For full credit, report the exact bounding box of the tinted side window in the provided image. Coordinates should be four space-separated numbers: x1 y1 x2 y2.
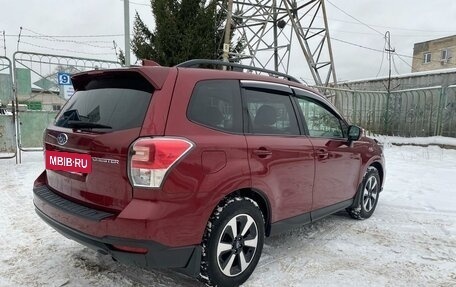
187 80 242 133
242 88 300 135
295 97 344 138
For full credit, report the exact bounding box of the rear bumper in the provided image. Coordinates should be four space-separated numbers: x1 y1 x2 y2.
33 184 201 276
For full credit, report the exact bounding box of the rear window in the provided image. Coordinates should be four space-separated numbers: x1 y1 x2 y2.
55 74 153 132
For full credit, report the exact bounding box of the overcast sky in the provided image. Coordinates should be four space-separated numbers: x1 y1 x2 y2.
1 0 455 83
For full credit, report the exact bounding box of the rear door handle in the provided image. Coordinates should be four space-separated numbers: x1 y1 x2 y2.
253 148 272 158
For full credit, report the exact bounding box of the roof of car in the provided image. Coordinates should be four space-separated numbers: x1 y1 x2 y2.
71 60 326 102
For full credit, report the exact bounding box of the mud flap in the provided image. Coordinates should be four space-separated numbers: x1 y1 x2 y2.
349 182 364 210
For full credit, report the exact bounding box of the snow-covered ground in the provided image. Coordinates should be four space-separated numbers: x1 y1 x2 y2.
375 135 456 147
1 141 455 287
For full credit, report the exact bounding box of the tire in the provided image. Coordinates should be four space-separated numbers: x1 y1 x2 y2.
346 167 381 220
200 197 265 287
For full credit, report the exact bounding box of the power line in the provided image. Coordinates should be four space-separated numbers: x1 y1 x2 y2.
15 35 114 44
281 21 386 55
4 33 123 38
292 20 448 66
335 34 456 68
376 39 386 77
326 0 384 36
328 35 384 53
394 52 416 72
321 15 456 33
331 29 454 38
21 27 114 49
314 1 456 72
129 0 150 6
300 25 451 68
27 35 114 49
275 20 450 70
20 41 115 56
392 54 401 75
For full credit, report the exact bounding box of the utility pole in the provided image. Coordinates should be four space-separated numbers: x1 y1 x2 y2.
124 0 131 66
385 31 395 93
222 0 234 66
384 31 395 135
2 30 6 56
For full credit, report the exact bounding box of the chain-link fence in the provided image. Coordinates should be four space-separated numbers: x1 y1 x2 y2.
324 86 456 137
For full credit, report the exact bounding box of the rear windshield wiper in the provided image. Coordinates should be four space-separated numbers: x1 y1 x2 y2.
66 120 112 129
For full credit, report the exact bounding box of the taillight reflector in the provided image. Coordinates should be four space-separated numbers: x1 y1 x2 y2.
129 137 194 188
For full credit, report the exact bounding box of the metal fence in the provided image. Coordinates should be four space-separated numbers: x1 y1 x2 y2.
3 50 456 163
324 86 456 137
442 85 456 137
13 51 121 162
0 56 16 159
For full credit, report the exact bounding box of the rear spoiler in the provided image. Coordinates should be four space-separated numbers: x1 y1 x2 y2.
71 67 171 90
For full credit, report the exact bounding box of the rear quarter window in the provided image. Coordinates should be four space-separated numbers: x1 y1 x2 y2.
187 80 242 133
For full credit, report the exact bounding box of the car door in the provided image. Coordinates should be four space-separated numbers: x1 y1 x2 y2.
241 81 315 223
292 88 362 213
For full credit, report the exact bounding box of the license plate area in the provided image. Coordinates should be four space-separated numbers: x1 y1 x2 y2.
46 150 92 173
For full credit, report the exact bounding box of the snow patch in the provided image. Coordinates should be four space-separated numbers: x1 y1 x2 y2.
375 135 456 147
1 145 455 286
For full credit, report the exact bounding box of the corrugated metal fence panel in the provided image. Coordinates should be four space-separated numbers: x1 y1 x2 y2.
442 86 456 137
322 86 456 137
327 88 388 135
389 87 442 137
355 91 388 134
18 111 57 148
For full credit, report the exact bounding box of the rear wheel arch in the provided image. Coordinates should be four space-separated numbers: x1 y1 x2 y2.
204 188 272 241
237 188 272 237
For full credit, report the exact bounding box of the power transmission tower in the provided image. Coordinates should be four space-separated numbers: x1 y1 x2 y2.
225 0 337 87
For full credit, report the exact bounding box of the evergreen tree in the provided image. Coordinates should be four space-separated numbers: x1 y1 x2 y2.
129 0 241 66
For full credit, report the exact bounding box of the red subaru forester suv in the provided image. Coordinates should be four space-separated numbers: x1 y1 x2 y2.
33 59 385 287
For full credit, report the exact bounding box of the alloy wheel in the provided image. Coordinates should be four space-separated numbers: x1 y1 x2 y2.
363 175 378 212
216 214 259 277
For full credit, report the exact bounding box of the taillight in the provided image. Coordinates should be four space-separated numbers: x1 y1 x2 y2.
128 137 194 188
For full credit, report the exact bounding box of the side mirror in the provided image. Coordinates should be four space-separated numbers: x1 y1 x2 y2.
348 125 362 142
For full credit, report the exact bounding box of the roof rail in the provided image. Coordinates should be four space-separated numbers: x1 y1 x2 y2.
176 59 301 84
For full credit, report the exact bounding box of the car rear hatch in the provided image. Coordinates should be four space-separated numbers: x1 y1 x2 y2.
44 70 160 212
